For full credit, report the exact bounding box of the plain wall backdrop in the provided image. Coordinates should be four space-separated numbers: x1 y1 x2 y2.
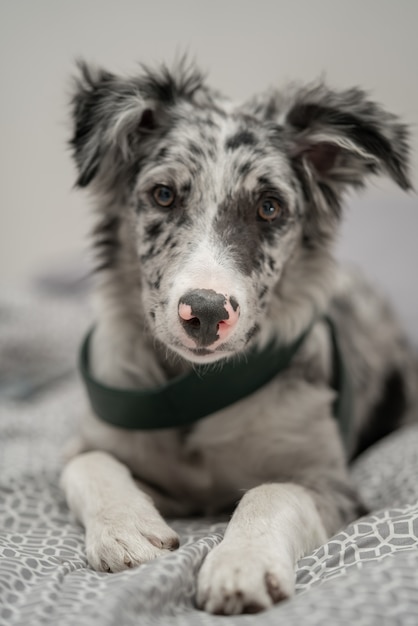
1 0 417 334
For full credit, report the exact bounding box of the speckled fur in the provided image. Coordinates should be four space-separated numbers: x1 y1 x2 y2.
62 60 417 614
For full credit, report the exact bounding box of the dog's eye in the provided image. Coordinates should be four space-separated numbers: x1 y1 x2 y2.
257 198 282 222
152 185 176 208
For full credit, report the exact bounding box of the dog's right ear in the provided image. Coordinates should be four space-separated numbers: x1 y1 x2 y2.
70 59 205 188
70 62 157 187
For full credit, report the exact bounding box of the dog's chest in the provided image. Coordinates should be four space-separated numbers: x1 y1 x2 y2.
81 411 223 509
129 429 216 499
81 372 332 514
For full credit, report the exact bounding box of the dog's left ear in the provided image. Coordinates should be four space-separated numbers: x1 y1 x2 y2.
281 84 412 211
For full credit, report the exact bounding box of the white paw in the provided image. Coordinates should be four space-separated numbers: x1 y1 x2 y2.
86 507 179 572
197 542 294 614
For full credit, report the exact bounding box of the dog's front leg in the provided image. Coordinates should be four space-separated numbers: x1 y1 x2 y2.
197 482 327 614
61 451 179 572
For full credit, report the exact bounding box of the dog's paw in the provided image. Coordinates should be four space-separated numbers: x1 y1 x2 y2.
86 509 179 572
196 542 294 614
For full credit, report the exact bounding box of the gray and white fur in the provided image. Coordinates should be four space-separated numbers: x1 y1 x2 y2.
61 59 417 614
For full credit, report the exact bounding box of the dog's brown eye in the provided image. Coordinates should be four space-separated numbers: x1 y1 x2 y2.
153 185 176 208
257 198 281 222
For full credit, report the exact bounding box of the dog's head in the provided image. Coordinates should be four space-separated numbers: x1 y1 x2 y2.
70 60 411 364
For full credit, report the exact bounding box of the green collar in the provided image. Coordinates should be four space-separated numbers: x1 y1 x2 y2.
79 317 351 450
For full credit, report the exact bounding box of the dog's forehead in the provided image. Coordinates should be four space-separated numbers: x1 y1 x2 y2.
142 103 294 199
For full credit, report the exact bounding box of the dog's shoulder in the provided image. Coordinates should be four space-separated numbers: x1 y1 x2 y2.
328 267 418 457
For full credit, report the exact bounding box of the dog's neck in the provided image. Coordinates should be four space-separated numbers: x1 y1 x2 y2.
270 244 336 344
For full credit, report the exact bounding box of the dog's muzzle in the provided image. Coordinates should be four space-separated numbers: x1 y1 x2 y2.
178 289 240 348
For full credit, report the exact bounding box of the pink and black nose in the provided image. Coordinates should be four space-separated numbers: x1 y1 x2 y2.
178 289 240 347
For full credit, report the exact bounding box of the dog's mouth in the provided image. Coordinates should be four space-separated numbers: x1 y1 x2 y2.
171 341 236 364
189 348 215 356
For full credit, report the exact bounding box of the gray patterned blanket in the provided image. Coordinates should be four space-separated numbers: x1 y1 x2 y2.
1 288 418 625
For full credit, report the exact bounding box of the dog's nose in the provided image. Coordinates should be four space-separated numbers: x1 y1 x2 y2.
178 289 240 347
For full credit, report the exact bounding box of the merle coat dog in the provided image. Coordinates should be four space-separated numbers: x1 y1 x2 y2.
62 60 417 614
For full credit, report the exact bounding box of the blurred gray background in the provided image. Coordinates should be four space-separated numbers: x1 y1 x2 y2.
0 0 417 336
